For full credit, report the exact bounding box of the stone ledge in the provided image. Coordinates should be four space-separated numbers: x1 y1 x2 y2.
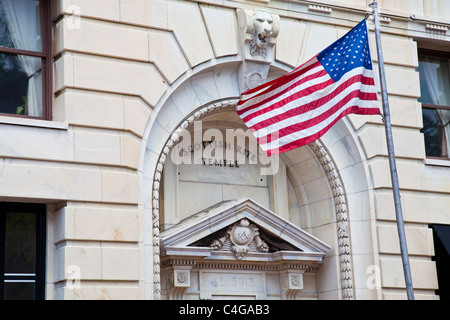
0 116 68 130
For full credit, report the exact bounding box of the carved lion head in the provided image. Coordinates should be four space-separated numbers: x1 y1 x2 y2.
252 9 274 49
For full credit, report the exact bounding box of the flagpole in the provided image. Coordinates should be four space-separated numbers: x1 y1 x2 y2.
369 1 414 300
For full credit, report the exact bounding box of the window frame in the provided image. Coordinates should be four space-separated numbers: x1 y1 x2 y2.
0 202 46 300
0 0 52 120
418 49 450 161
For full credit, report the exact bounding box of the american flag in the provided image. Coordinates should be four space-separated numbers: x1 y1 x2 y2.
237 19 381 156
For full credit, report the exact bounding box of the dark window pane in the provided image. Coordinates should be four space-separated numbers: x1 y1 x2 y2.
0 53 42 117
0 203 45 301
0 0 42 52
4 212 36 274
417 56 450 108
3 281 35 300
421 108 448 158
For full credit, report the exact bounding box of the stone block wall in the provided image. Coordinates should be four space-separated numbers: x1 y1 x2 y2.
0 0 448 299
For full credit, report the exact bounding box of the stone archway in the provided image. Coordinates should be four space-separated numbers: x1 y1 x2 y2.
149 99 355 300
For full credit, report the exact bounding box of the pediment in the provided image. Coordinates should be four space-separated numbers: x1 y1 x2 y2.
160 198 330 262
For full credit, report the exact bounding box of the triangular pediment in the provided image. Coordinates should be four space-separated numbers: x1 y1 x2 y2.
160 198 330 261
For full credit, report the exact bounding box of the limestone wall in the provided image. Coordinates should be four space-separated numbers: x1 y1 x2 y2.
0 0 448 300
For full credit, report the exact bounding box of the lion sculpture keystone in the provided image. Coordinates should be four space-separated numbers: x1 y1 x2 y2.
250 9 275 57
237 8 280 91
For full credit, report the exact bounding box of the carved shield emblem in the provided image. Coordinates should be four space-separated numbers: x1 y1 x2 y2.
230 219 254 246
209 218 270 260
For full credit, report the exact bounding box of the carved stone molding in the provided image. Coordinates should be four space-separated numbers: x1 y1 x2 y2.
425 23 448 34
308 4 332 14
160 198 328 300
152 100 354 300
367 14 392 24
310 141 354 300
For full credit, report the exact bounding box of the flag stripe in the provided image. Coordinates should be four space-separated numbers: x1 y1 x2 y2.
254 91 378 142
239 57 319 102
236 19 381 156
256 90 379 143
243 67 375 129
240 73 332 123
239 67 331 120
248 72 376 132
238 60 325 114
262 105 378 156
258 99 379 155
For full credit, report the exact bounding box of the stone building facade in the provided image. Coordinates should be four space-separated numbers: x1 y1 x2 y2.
0 0 449 300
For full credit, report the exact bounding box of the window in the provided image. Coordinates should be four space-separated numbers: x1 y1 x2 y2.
417 50 450 159
0 203 46 300
0 0 51 119
431 224 450 300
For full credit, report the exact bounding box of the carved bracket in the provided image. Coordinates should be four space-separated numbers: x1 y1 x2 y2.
280 270 304 300
167 269 191 300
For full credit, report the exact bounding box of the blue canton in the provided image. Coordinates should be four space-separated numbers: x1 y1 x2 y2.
317 19 373 82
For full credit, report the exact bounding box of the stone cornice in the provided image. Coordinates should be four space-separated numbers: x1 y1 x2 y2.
198 0 450 41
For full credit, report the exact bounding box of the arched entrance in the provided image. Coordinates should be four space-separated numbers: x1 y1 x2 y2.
140 60 358 300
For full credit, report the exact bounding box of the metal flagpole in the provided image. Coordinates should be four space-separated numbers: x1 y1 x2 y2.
369 1 415 300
